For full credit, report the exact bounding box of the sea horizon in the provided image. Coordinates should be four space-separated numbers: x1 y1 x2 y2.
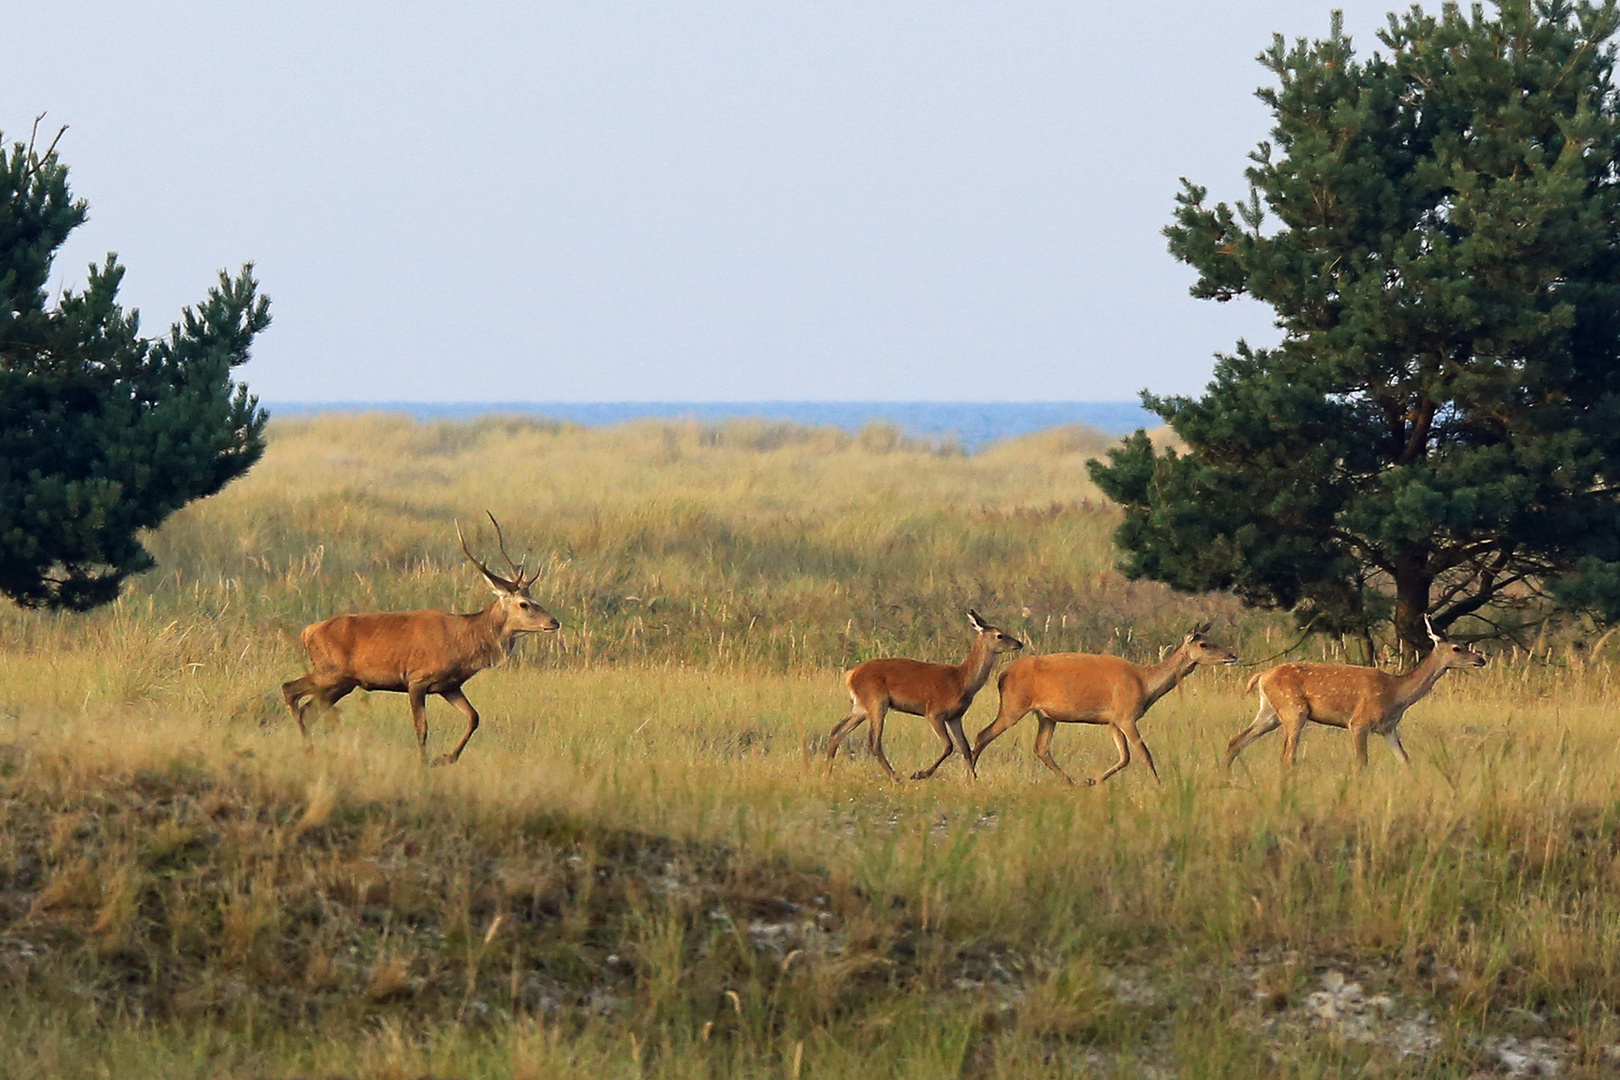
263 400 1159 451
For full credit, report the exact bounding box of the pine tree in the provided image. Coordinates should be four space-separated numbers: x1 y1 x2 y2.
1089 1 1620 653
0 124 270 610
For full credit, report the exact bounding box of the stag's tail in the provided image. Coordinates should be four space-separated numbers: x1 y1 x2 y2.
1244 670 1265 695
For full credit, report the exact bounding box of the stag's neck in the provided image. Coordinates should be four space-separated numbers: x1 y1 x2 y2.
1393 649 1451 711
1139 648 1199 710
955 636 999 697
469 602 521 666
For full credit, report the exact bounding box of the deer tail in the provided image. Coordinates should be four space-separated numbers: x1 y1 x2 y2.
1245 670 1265 695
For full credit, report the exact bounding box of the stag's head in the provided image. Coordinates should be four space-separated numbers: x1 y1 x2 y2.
1182 621 1239 666
968 608 1024 654
458 513 560 634
1426 616 1486 670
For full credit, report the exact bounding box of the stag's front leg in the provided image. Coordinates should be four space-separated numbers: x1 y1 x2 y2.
434 687 480 766
1383 725 1411 765
407 684 431 765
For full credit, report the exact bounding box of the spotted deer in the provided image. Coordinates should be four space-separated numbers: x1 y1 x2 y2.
1225 616 1486 769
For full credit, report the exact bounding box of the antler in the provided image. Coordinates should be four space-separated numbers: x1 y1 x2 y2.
1424 614 1443 644
456 518 519 592
485 511 530 585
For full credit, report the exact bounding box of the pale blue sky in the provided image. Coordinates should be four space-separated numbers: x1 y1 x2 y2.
13 1 1396 402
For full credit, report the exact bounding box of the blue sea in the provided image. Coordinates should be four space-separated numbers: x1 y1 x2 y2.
265 401 1158 451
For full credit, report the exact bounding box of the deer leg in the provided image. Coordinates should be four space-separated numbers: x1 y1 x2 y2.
1384 726 1411 765
1032 715 1078 786
866 704 901 783
281 676 317 752
1225 697 1281 767
407 684 431 766
1352 724 1372 768
911 714 955 780
823 711 866 778
946 715 977 780
1089 724 1134 786
1120 719 1160 785
1278 707 1308 766
971 701 1029 767
432 688 480 767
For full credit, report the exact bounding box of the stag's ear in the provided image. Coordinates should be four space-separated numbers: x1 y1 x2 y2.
967 608 990 633
1187 620 1212 641
1424 614 1444 644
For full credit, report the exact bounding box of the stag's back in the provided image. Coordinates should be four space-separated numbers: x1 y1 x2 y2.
301 609 491 691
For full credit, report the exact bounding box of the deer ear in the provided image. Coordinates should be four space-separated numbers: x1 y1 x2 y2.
1187 620 1211 640
967 608 989 632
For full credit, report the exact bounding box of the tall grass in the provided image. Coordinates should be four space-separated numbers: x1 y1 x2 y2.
1 414 1616 1078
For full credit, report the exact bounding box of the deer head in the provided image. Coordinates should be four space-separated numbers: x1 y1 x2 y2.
1182 620 1239 666
968 608 1025 654
1425 615 1486 669
457 512 560 633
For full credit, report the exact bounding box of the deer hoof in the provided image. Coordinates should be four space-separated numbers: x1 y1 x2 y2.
429 754 457 768
910 770 930 781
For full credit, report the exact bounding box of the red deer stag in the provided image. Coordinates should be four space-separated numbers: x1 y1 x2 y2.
824 609 1023 782
1224 616 1485 769
280 513 559 765
970 623 1237 786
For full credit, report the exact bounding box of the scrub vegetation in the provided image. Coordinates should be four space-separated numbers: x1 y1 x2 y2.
2 414 1617 1079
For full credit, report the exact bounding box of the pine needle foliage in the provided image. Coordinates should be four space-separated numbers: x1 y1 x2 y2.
0 126 270 610
1091 1 1620 652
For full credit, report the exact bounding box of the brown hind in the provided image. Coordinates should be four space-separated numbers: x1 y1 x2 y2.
824 609 1023 781
970 623 1237 786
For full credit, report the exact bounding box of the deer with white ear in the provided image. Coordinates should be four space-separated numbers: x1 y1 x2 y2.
824 609 1024 782
280 512 560 765
1225 615 1486 769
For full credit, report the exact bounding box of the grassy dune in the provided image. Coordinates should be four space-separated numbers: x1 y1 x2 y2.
2 415 1618 1078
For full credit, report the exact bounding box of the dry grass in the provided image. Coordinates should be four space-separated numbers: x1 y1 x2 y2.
1 414 1617 1078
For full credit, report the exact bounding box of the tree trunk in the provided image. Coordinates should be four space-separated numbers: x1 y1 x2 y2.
1392 558 1432 657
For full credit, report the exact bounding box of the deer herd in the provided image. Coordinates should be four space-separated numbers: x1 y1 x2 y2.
281 516 1488 783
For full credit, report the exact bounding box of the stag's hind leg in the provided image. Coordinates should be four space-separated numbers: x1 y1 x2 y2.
432 687 480 767
281 675 353 754
1225 695 1282 767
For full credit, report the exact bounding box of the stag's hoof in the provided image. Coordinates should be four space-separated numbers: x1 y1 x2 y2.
1080 778 1096 788
429 753 458 768
910 770 931 781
